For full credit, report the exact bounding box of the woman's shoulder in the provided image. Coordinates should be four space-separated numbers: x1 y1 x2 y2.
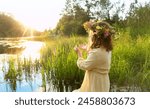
90 47 105 52
88 48 98 54
90 47 111 55
88 48 101 56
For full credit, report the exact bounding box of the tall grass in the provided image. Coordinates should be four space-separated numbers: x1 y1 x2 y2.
40 37 86 91
128 3 150 38
2 33 150 91
3 56 41 91
40 34 150 91
110 34 150 91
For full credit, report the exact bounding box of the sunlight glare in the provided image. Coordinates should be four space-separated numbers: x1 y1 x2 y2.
21 41 44 60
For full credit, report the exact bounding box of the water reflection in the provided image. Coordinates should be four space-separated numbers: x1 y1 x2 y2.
21 41 44 60
0 40 44 92
0 39 143 92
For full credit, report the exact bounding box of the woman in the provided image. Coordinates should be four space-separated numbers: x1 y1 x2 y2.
74 20 114 92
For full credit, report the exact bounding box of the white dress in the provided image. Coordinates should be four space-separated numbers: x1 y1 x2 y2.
73 47 111 92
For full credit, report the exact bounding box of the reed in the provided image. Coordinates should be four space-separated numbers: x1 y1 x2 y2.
3 33 150 91
40 34 150 91
3 55 41 91
110 34 150 91
40 37 86 91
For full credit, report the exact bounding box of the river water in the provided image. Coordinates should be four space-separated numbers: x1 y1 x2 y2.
0 38 79 92
0 38 44 92
0 38 141 92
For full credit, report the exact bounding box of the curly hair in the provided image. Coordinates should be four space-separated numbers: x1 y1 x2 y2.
90 31 113 52
84 21 114 52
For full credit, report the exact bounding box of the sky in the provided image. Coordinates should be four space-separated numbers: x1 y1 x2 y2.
0 0 149 31
0 0 66 31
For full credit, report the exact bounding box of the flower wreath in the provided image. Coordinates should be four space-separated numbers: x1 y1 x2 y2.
83 20 115 38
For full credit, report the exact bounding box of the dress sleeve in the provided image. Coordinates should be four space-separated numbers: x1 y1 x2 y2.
77 50 97 71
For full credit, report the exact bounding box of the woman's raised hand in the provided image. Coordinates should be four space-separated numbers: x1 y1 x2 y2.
74 45 82 57
79 44 87 51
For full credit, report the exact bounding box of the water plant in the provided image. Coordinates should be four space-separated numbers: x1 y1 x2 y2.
1 33 150 92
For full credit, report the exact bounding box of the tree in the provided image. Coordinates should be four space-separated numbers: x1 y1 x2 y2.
55 1 90 36
127 2 150 37
0 12 24 37
55 0 127 36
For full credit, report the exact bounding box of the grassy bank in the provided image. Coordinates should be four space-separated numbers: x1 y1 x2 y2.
2 33 150 91
40 33 150 91
40 37 87 91
110 34 150 91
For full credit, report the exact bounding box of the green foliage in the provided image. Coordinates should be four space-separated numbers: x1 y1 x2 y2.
40 34 150 91
3 56 41 91
110 34 150 91
55 5 90 36
128 3 150 37
4 59 18 91
53 0 127 37
40 37 86 91
2 34 150 91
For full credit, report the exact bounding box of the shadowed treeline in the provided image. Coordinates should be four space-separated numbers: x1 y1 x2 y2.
0 12 41 38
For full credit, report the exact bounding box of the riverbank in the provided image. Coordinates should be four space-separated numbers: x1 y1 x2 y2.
0 33 150 92
40 33 150 91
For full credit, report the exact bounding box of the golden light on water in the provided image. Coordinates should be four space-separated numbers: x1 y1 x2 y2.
21 41 44 60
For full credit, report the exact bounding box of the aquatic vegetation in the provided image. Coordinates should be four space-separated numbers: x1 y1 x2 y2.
1 34 150 92
40 34 150 91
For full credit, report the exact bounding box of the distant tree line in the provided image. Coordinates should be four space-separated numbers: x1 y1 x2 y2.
50 0 150 38
0 12 41 37
0 12 24 37
1 0 150 38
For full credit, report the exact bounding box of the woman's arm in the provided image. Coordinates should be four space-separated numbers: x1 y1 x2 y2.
77 50 97 71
